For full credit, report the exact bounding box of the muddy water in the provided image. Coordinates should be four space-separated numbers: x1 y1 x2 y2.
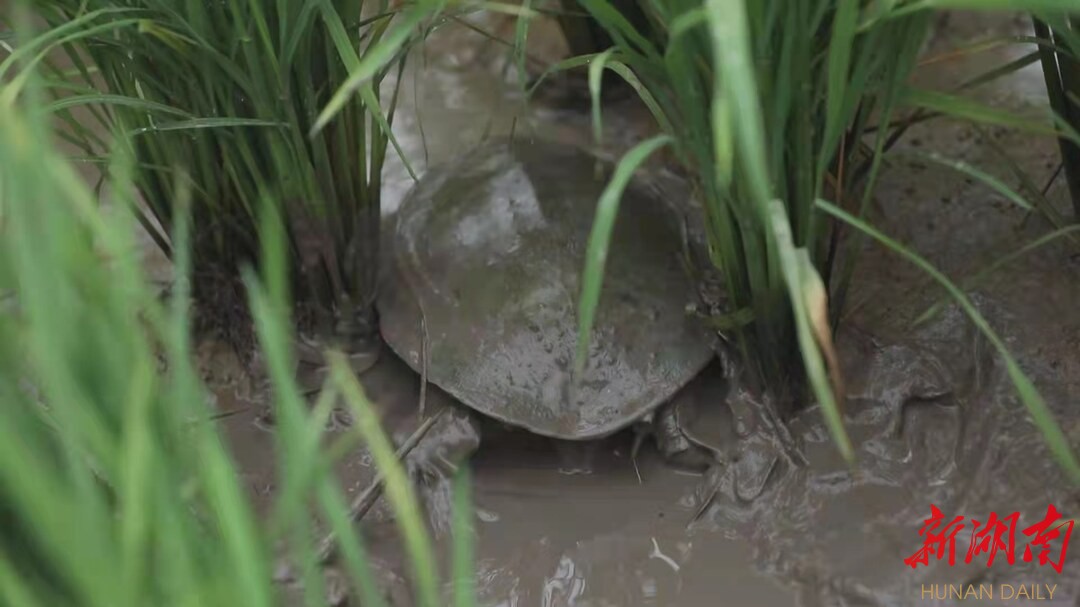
185 10 1080 607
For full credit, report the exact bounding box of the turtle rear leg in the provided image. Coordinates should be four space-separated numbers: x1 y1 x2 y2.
610 410 706 483
651 402 714 472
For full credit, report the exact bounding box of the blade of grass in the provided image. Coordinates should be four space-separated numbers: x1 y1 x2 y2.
913 224 1080 326
588 48 615 145
574 135 671 380
127 117 287 136
902 87 1080 144
312 5 436 135
46 94 193 118
172 188 276 607
907 150 1033 211
452 467 476 607
770 201 853 462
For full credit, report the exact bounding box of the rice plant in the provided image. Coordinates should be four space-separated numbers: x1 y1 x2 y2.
0 72 475 607
4 0 434 360
1032 14 1080 219
535 0 934 457
523 0 1080 478
553 0 649 57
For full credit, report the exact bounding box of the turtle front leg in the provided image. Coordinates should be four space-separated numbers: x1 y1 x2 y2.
404 400 481 538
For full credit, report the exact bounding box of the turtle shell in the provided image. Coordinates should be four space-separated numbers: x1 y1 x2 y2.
378 138 714 439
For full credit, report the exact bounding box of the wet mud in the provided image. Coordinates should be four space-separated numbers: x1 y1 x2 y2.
177 10 1080 607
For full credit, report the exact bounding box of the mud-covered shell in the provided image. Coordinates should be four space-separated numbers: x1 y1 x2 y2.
378 138 714 439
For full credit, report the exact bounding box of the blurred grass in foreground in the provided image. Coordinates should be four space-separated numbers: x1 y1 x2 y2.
0 77 474 607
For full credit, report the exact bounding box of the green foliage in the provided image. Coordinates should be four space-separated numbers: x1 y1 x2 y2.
5 0 433 346
559 0 1080 475
574 134 671 381
0 76 474 607
560 0 932 455
1032 15 1080 219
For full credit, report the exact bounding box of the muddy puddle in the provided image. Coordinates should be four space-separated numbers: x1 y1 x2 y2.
154 9 1080 607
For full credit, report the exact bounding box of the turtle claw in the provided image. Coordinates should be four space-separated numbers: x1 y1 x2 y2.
688 464 731 526
733 448 780 502
408 467 457 537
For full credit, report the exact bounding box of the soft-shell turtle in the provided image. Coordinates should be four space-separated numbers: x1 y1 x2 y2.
377 139 782 524
379 137 714 439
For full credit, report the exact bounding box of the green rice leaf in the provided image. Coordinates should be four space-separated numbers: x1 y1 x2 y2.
361 84 418 181
821 0 858 176
514 0 535 91
588 48 615 145
907 150 1032 210
913 225 1080 326
706 0 771 207
770 201 853 462
312 5 435 135
46 94 193 118
452 467 477 607
127 118 286 136
903 88 1080 144
574 135 671 380
924 0 1080 8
